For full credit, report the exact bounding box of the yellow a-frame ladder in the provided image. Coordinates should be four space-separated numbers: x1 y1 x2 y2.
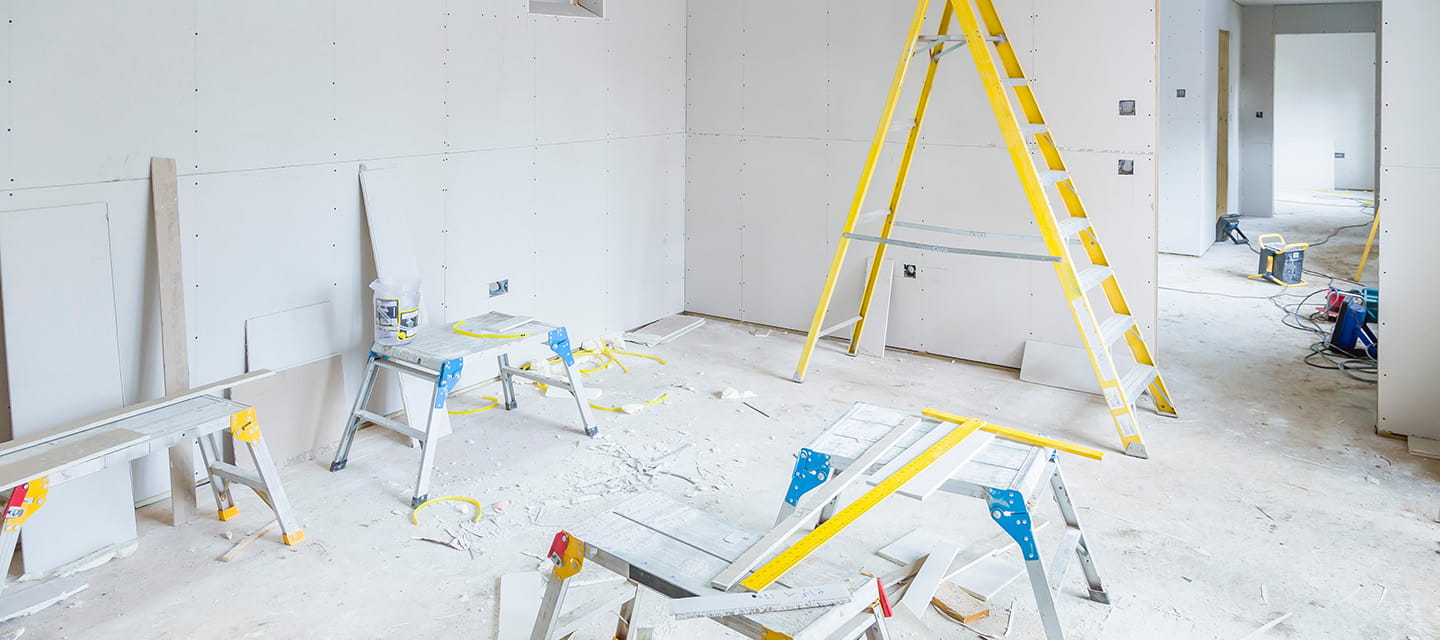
792 0 1176 458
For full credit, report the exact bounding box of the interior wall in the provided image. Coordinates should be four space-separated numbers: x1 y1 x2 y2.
1158 0 1241 257
0 1 686 489
1378 0 1440 442
684 0 1160 368
1237 2 1380 217
1273 33 1376 192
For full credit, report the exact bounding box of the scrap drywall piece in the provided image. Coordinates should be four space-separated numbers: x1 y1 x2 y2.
900 543 961 618
245 301 340 371
0 578 87 624
951 555 1023 602
1019 340 1102 395
878 529 953 566
0 203 137 575
359 167 452 440
498 572 544 640
623 315 705 346
231 356 348 468
1407 436 1440 460
856 258 893 358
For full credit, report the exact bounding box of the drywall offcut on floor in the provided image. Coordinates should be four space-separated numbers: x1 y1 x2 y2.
16 195 1434 638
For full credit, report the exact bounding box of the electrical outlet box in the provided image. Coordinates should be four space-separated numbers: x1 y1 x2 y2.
903 264 917 279
1118 100 1137 116
1118 159 1135 176
489 279 509 297
1176 89 1186 98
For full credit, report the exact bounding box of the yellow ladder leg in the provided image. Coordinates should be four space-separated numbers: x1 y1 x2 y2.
793 0 934 383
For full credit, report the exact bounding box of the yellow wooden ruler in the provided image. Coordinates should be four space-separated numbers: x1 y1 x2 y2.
739 418 984 591
920 408 1105 461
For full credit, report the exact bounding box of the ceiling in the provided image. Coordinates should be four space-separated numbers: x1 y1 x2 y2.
1234 0 1378 4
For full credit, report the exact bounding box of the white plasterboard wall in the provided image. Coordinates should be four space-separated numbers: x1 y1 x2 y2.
1237 2 1380 217
1158 0 1242 257
684 0 1159 367
1273 33 1376 191
1378 0 1440 440
0 1 686 490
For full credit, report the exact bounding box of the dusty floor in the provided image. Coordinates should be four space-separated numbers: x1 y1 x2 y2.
7 191 1437 639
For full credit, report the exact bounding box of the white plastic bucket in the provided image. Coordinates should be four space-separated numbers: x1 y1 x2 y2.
371 278 421 345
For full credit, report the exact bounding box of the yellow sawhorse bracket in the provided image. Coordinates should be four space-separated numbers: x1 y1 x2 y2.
791 0 1176 459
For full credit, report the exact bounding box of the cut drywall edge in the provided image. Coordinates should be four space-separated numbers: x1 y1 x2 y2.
0 578 87 624
1019 340 1101 395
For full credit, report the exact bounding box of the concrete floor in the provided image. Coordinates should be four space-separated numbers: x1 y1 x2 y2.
9 192 1437 639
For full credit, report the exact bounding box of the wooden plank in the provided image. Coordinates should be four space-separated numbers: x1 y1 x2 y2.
151 157 197 526
1216 29 1231 219
710 418 924 590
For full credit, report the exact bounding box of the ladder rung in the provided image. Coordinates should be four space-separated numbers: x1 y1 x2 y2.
1056 216 1091 238
1119 365 1158 403
1039 170 1070 186
1020 123 1048 136
208 462 265 491
1076 266 1113 292
1098 315 1135 346
843 233 1060 263
1004 77 1029 87
820 315 863 337
857 208 891 224
916 34 963 44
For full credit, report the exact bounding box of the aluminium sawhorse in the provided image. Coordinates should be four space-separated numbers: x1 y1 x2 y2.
0 393 305 603
786 402 1109 640
330 316 599 507
529 492 892 640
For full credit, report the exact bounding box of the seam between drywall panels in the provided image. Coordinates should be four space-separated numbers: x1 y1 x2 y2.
5 1 11 193
683 132 1155 157
192 4 199 172
0 132 688 192
441 0 451 320
738 0 747 320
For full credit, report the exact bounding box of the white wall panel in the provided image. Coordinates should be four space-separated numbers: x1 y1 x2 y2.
9 1 195 188
605 0 687 139
334 1 446 160
196 0 335 172
738 0 827 140
532 17 610 145
685 1 744 135
738 137 829 329
605 134 686 329
825 0 933 142
684 136 744 317
530 141 612 339
443 148 539 322
1034 0 1153 153
447 3 536 151
1378 0 1440 440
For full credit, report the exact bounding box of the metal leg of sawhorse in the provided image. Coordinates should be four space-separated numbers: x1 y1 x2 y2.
195 407 306 545
986 458 1108 640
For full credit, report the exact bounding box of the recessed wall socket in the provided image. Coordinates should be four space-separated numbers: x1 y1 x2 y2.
903 264 918 279
1118 100 1137 116
489 279 509 297
1118 159 1135 175
1176 89 1186 98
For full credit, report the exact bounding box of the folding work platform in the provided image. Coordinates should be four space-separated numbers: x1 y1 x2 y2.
530 403 1109 640
330 313 599 507
0 380 303 615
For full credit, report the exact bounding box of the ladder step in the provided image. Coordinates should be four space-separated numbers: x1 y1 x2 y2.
1039 170 1070 186
1098 315 1135 346
1056 216 1091 238
857 208 891 224
1020 123 1048 136
1004 77 1028 87
820 315 863 337
1076 265 1113 292
1119 365 1158 404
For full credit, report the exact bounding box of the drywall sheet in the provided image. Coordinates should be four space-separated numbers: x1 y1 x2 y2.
232 355 348 469
359 166 451 439
0 204 136 574
195 0 335 173
333 1 446 160
8 1 195 189
245 302 341 372
684 136 743 317
1273 33 1376 191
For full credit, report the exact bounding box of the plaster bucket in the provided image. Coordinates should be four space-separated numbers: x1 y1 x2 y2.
371 278 421 345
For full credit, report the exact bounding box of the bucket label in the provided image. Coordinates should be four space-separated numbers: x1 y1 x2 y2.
375 297 399 327
398 307 419 340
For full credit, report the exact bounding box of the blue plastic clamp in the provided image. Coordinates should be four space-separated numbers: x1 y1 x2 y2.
784 448 832 507
548 327 576 367
986 488 1040 561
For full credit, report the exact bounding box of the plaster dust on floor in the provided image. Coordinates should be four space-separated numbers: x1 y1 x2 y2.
9 191 1437 639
